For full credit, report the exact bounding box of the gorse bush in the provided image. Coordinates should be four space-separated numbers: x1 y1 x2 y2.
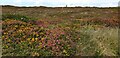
2 19 77 56
2 14 31 22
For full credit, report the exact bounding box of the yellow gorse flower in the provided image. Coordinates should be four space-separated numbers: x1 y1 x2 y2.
21 25 24 27
4 32 8 34
36 34 39 37
40 32 44 35
5 45 8 48
15 25 18 27
35 38 38 41
39 44 42 48
63 50 67 53
41 27 43 29
29 42 32 44
31 38 35 42
41 38 45 41
8 39 11 42
27 38 31 41
19 30 22 32
2 36 4 38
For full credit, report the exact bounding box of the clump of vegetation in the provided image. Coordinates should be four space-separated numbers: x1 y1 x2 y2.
2 19 77 56
2 7 119 56
2 14 36 22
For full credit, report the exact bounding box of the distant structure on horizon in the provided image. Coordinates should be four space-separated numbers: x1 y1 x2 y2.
66 5 67 7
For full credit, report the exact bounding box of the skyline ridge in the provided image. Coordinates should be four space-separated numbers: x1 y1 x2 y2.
0 0 119 7
1 5 119 8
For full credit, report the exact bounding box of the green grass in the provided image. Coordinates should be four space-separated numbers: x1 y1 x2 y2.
77 26 118 56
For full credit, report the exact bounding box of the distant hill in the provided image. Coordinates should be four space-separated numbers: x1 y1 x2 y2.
2 5 48 8
2 5 15 7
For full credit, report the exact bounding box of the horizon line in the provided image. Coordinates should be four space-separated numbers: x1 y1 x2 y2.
1 5 119 8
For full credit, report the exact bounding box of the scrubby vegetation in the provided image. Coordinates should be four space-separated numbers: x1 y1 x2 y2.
1 6 119 56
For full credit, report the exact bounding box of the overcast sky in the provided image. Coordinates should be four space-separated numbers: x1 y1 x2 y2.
0 0 120 7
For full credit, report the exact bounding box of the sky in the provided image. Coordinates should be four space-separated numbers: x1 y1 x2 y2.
0 0 120 7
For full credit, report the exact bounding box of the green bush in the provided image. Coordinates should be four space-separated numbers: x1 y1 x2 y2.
2 14 31 22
